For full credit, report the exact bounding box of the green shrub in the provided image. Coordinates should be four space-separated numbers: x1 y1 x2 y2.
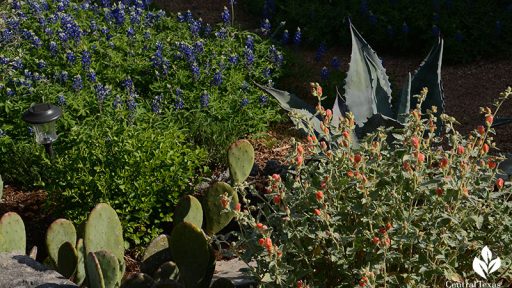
246 0 512 63
0 0 284 244
234 87 512 287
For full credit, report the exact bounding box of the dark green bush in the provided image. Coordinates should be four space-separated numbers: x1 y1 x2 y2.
0 0 284 244
247 0 512 63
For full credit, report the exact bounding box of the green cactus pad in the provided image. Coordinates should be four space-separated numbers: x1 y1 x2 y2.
203 182 239 235
228 140 255 184
84 203 125 282
86 252 105 288
94 250 121 288
211 278 236 288
46 218 77 266
120 273 155 288
75 238 86 286
169 222 210 288
141 234 173 275
197 245 216 288
0 212 26 254
153 261 180 282
173 195 203 228
57 241 78 279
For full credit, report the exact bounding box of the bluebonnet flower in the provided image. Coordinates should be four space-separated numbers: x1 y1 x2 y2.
110 6 126 25
191 63 200 79
130 10 141 24
127 27 135 38
89 21 98 33
6 88 15 97
221 6 230 24
174 88 184 110
11 1 21 10
212 71 223 86
127 97 137 111
49 41 58 55
454 31 463 42
57 95 66 106
315 43 327 62
38 16 47 26
87 70 97 82
244 48 254 66
281 29 289 44
32 36 42 48
151 94 163 113
203 24 212 36
12 58 23 70
151 41 164 67
261 19 271 35
72 75 83 91
113 96 121 109
6 18 20 30
263 67 271 78
184 10 193 22
0 56 9 65
177 12 186 22
200 91 210 108
189 19 201 37
44 27 53 36
331 57 341 70
228 54 238 65
259 95 268 106
178 42 195 63
60 14 82 42
29 1 42 14
58 31 69 43
81 51 91 70
320 66 329 81
1 29 14 43
60 71 69 83
215 27 227 39
240 98 249 108
66 51 76 64
162 59 170 76
95 83 110 102
402 22 409 34
123 78 134 93
293 27 301 45
245 35 254 50
47 14 58 24
194 41 204 54
432 25 440 37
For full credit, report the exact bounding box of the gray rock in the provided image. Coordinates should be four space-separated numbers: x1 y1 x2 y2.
213 259 258 288
0 253 77 288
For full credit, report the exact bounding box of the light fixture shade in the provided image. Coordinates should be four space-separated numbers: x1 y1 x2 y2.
22 103 62 145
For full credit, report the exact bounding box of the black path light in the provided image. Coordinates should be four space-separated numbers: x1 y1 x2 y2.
22 103 62 159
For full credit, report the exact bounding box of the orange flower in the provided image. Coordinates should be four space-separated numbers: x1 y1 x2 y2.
234 203 241 212
477 125 486 136
386 222 392 230
496 178 504 190
296 155 304 166
457 145 465 155
411 136 420 149
486 115 494 126
488 160 497 169
482 143 490 154
273 195 281 205
372 236 380 245
315 191 324 201
354 154 362 164
272 174 281 182
258 238 265 246
417 152 425 163
314 209 321 216
440 158 449 169
436 188 444 196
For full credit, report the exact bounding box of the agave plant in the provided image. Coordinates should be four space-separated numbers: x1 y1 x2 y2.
258 22 444 141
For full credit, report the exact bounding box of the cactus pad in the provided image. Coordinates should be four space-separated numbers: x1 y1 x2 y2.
141 234 173 275
169 222 210 288
211 278 236 288
57 241 78 279
94 250 121 288
46 218 77 266
203 182 239 235
0 212 26 254
173 195 203 228
84 203 124 275
75 238 86 286
86 252 105 288
153 261 179 282
228 140 255 184
120 273 155 288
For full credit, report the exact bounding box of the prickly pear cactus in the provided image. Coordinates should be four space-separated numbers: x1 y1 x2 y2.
0 212 26 254
211 278 236 288
94 250 121 288
228 140 255 184
121 273 155 288
86 252 105 288
153 261 180 282
169 222 211 288
173 195 203 228
46 218 77 267
75 238 86 286
0 175 3 202
197 246 216 288
203 182 239 235
141 234 173 275
84 203 125 283
57 241 78 279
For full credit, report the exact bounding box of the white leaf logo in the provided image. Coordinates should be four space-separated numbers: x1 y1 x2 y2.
473 246 501 279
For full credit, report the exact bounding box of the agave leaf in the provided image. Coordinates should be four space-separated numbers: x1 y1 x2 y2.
356 113 403 139
331 87 347 129
344 22 393 127
409 38 444 116
396 73 411 123
256 83 322 135
491 117 512 128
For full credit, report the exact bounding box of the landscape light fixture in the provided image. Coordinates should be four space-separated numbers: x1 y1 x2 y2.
22 103 62 158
